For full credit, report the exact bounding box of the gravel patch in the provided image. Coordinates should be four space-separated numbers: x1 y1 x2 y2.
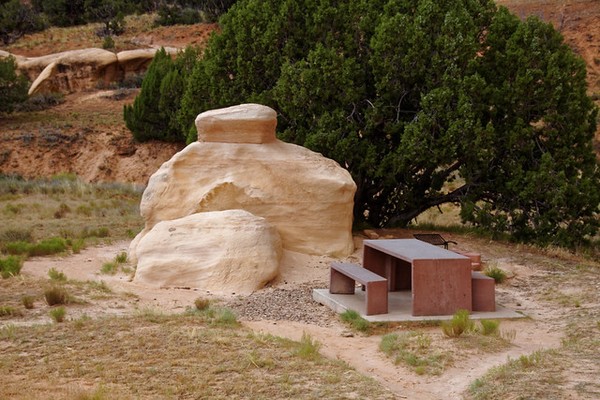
225 282 338 326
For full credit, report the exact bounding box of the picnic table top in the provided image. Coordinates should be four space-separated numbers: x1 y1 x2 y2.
363 239 469 262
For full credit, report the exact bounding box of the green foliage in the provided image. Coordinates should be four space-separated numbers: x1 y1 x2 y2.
36 0 86 27
0 255 22 278
115 252 127 264
100 261 118 275
155 3 200 26
84 0 131 36
0 56 29 114
441 309 474 338
49 306 66 322
340 309 371 333
295 332 321 360
124 47 199 142
0 305 19 317
0 0 47 45
484 265 508 284
14 92 65 112
102 35 115 49
48 267 67 282
479 319 500 336
177 0 599 248
380 331 450 375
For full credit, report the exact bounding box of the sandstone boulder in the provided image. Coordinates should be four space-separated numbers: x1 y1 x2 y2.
196 103 277 144
133 104 356 258
133 210 281 294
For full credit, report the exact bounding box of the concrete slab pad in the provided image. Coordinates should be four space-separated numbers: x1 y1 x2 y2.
313 288 526 322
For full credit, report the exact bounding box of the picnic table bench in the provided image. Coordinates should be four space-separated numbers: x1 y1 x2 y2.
329 262 388 315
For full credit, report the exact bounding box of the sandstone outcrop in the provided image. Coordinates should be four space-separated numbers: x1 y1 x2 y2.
130 103 356 292
0 47 178 95
133 210 282 294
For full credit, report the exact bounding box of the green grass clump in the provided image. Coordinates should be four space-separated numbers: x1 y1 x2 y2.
295 332 321 360
100 262 118 275
48 267 67 282
0 305 20 317
479 319 500 336
484 264 508 284
0 256 23 278
115 252 128 264
441 309 474 338
4 237 67 257
44 285 69 306
380 331 451 375
340 309 371 333
21 295 35 309
49 306 66 323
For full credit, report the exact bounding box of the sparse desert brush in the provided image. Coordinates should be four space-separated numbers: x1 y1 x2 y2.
0 255 23 278
48 267 67 282
0 305 21 317
441 309 474 338
70 238 86 254
49 306 66 323
484 264 508 284
295 332 321 360
21 295 35 309
194 297 210 310
479 319 500 336
100 261 118 275
379 331 450 375
44 285 70 306
0 228 33 243
340 309 371 333
115 252 128 264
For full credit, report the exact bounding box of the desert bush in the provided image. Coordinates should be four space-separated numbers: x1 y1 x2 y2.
484 265 508 284
54 202 71 219
194 297 210 311
155 3 200 26
21 295 35 309
69 238 86 254
0 255 23 278
100 261 118 275
29 237 68 256
441 309 474 338
115 252 127 264
49 306 66 323
340 309 371 333
48 267 67 282
102 35 115 49
0 228 33 243
14 92 65 112
479 319 500 336
213 308 238 326
295 332 321 360
44 285 69 305
0 305 18 316
0 0 46 45
380 331 450 375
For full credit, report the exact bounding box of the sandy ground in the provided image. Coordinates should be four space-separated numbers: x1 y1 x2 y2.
18 238 567 399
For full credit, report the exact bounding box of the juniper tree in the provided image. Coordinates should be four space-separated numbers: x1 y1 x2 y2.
173 0 599 246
